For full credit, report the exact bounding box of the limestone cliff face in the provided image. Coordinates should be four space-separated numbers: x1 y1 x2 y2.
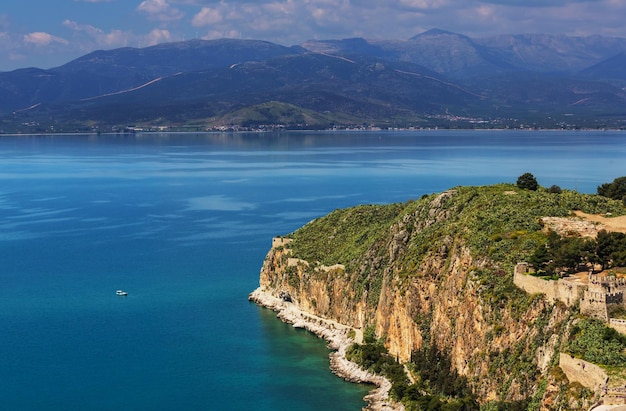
256 185 624 409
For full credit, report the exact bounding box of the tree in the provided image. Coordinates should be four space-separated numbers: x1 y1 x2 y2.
597 176 626 205
529 244 551 274
516 172 538 191
540 230 590 274
596 230 626 269
548 184 562 194
551 236 585 273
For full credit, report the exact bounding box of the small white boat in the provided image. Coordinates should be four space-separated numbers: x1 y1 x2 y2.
116 290 128 296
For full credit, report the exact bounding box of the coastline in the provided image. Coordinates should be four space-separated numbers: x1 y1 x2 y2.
248 287 404 411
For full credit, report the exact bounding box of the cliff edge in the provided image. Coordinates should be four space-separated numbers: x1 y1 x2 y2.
250 184 626 410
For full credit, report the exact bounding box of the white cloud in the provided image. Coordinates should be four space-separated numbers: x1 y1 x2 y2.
137 0 185 22
62 20 172 49
192 7 223 26
189 0 357 42
23 32 69 46
63 20 130 48
145 28 172 45
138 0 170 13
140 0 626 44
63 20 102 37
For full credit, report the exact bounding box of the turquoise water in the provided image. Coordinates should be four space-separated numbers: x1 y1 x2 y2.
0 130 624 410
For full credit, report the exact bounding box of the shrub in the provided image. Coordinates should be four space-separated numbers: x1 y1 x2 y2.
597 176 626 202
517 173 539 191
568 318 626 366
548 185 562 194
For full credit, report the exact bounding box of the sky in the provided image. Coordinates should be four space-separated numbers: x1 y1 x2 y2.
2 0 626 72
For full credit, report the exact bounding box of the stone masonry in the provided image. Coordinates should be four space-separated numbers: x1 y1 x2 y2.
580 274 626 322
514 263 626 327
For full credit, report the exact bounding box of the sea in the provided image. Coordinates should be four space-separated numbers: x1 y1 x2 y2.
0 130 624 411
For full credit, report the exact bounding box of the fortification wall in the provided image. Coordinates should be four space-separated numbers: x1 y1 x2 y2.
555 279 584 306
272 237 293 248
514 263 552 296
580 293 609 321
609 319 626 336
590 274 626 289
513 263 583 307
606 292 624 305
559 353 608 392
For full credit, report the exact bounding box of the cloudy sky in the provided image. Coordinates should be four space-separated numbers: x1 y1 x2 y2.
2 0 626 71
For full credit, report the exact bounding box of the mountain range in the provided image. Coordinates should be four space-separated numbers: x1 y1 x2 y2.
2 29 626 132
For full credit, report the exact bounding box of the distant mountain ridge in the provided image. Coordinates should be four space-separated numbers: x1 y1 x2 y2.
0 39 303 113
305 30 626 78
1 30 626 132
579 52 626 84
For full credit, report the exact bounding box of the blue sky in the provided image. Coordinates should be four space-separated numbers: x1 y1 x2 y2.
2 0 626 71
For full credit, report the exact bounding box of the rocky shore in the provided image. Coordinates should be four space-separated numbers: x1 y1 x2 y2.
248 287 404 411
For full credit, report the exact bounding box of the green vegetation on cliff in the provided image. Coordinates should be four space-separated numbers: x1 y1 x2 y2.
529 229 626 275
568 319 626 367
347 331 479 411
275 182 626 410
290 184 623 274
289 203 404 269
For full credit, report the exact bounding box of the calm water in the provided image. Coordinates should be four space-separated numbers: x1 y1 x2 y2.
0 130 624 410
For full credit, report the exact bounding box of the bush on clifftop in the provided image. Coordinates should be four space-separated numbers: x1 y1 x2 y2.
598 176 626 206
516 172 539 191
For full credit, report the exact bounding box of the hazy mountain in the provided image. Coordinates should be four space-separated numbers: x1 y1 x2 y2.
304 29 515 79
2 31 626 132
56 38 304 78
578 52 626 85
476 34 626 73
0 39 303 113
303 30 626 79
20 52 484 128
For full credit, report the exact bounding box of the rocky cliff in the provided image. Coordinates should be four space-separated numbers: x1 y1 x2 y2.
251 184 626 410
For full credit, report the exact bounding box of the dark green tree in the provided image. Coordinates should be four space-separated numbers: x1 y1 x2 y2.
596 230 626 269
542 230 589 274
598 176 626 200
597 176 626 203
516 173 538 191
529 244 551 275
548 184 562 194
551 237 585 273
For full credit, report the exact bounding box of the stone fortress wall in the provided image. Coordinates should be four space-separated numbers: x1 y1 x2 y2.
272 237 293 248
581 274 626 322
515 263 626 399
559 353 608 393
513 263 585 307
514 263 626 324
609 318 626 335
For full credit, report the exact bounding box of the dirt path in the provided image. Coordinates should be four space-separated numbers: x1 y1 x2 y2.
574 211 626 234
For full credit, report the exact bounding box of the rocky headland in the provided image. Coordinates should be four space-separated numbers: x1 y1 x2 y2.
249 184 626 410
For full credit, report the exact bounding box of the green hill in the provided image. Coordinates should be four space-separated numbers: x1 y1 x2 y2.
254 183 626 410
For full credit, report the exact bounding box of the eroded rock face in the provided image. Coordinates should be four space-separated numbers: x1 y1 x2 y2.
259 242 570 405
254 186 619 409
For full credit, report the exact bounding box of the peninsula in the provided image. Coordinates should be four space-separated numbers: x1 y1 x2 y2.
250 183 626 410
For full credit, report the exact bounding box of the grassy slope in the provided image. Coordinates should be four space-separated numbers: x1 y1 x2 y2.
289 184 625 271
